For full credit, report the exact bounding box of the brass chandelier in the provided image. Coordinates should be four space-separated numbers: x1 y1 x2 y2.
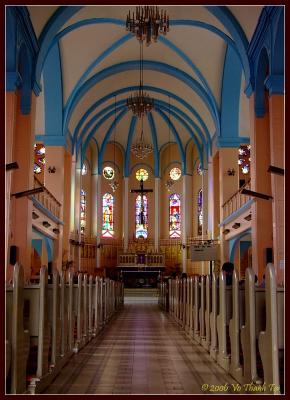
126 6 169 46
126 40 154 118
128 38 153 158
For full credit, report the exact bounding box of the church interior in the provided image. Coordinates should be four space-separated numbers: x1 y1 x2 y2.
5 5 285 395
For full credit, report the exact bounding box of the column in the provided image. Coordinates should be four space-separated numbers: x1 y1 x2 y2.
123 177 129 252
249 96 273 281
5 92 17 276
154 177 160 251
219 148 240 265
269 95 284 284
207 157 214 239
202 169 209 274
96 174 102 268
9 92 36 281
181 174 192 273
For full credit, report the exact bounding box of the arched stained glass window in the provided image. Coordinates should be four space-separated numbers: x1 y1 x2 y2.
80 189 86 234
169 193 181 238
197 189 203 236
102 193 114 238
135 195 148 239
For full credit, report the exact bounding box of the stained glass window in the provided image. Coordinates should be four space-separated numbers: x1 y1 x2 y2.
170 167 181 181
80 189 86 234
81 163 87 175
34 143 45 178
135 195 148 239
102 193 114 238
169 193 181 238
197 189 203 236
197 163 203 175
103 166 114 180
136 168 148 181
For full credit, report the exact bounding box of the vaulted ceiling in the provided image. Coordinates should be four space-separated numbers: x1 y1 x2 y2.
28 6 263 170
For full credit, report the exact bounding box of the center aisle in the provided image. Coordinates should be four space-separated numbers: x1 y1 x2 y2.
43 302 237 394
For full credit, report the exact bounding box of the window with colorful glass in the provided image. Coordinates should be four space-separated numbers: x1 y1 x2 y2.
81 163 88 175
80 189 86 234
197 189 203 236
169 167 181 181
34 143 45 181
102 193 114 238
169 193 181 238
238 145 251 175
135 195 148 239
103 166 115 180
197 162 203 175
136 168 148 181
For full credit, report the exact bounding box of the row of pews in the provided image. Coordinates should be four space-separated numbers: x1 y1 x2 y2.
159 264 284 394
6 263 124 394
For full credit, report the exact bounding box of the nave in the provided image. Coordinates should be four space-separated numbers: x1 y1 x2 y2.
43 302 236 395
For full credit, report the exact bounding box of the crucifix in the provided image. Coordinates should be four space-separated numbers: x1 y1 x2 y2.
130 179 153 225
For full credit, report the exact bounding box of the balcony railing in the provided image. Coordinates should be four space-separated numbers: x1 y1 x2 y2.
33 176 61 219
222 179 251 220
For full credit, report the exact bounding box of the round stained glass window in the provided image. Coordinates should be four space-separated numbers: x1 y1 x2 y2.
169 167 181 181
103 166 115 180
197 163 203 175
136 168 148 181
81 163 87 175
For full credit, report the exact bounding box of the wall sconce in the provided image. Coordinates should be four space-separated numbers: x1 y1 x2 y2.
48 166 56 173
227 168 236 176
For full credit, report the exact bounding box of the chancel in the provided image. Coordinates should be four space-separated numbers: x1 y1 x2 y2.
5 5 284 396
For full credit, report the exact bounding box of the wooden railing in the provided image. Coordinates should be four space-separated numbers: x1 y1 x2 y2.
222 179 251 220
33 176 61 219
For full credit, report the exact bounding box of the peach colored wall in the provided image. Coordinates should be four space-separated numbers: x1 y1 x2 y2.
219 147 240 264
249 95 273 281
213 151 220 238
62 150 72 257
269 95 284 284
9 92 36 280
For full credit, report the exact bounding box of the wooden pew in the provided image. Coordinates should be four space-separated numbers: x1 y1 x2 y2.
73 273 84 352
202 275 211 351
67 272 74 351
199 276 206 342
88 275 93 338
258 264 284 394
189 277 194 337
209 272 218 361
49 271 61 368
240 268 263 384
229 270 243 383
193 276 200 343
216 271 231 372
24 266 51 393
60 271 69 356
6 263 30 394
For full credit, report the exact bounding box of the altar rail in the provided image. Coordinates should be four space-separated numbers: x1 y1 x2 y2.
160 264 284 394
5 263 124 394
118 253 164 266
33 176 61 219
222 179 251 219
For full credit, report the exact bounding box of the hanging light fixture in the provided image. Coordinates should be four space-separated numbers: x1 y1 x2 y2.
165 96 174 192
126 6 169 46
127 39 154 118
129 39 153 159
109 96 119 192
131 113 153 159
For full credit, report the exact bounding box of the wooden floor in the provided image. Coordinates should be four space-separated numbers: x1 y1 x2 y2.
43 299 237 394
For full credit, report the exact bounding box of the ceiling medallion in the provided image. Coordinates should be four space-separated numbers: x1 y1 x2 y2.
126 6 169 46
